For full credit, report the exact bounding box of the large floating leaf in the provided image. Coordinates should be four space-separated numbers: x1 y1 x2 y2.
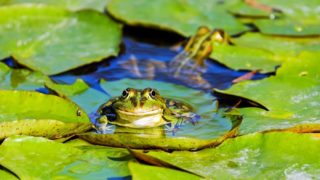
0 170 18 180
128 161 201 180
79 133 217 151
107 0 247 36
46 78 110 114
217 52 320 134
0 0 110 12
0 136 82 179
0 90 88 122
143 132 320 178
0 62 49 90
210 33 320 72
228 0 320 36
0 136 131 179
0 4 121 75
61 144 131 179
0 90 91 139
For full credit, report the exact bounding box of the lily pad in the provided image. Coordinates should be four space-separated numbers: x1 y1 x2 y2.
128 161 201 180
0 90 91 139
228 0 320 36
46 78 110 114
216 52 320 134
0 0 110 12
0 90 88 122
107 0 247 36
0 170 18 180
141 132 320 178
76 79 242 150
210 33 320 72
0 136 132 179
0 62 50 90
0 136 82 179
0 4 121 75
60 144 131 179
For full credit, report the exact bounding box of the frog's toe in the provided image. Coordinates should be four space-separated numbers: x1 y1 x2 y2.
165 123 181 135
189 114 201 125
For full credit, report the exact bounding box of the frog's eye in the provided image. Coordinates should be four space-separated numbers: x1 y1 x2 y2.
122 89 129 98
149 89 156 98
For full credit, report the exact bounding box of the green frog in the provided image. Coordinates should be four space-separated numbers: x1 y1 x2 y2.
94 88 198 134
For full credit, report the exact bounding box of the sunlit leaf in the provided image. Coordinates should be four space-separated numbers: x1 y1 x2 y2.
61 144 131 179
129 161 201 180
0 90 91 139
0 170 18 180
0 136 82 179
0 62 49 90
78 133 214 151
46 78 110 114
0 0 110 12
142 132 320 178
228 0 320 36
107 0 247 36
0 4 121 75
0 136 131 179
210 33 320 72
217 52 320 134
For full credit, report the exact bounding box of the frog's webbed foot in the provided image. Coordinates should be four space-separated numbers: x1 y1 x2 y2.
164 117 187 135
93 116 114 134
181 112 201 125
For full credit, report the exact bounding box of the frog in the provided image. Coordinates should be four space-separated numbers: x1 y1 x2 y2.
94 87 199 134
119 26 229 90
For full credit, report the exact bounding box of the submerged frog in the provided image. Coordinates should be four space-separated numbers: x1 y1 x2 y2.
120 26 229 90
94 88 199 134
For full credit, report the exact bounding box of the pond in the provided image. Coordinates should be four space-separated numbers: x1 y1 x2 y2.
0 1 320 179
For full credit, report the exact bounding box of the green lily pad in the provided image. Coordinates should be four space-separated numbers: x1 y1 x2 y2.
0 62 50 90
0 90 91 139
142 132 320 178
129 161 201 180
217 52 320 134
79 133 220 151
228 0 320 36
0 136 131 179
0 4 121 75
76 79 242 150
0 170 18 180
0 0 110 12
0 136 82 179
107 0 247 36
60 144 131 179
0 90 88 122
46 78 110 114
210 33 320 72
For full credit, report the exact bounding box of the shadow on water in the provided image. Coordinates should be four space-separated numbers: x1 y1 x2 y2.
50 26 270 94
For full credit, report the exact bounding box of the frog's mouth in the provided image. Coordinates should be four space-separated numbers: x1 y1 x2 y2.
114 108 165 128
116 108 162 116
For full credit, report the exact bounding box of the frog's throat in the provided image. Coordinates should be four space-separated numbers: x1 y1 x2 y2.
113 109 166 128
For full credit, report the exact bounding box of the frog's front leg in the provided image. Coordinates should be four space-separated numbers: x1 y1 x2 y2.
163 113 184 134
94 116 113 134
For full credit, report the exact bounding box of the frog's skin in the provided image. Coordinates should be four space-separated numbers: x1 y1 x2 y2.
95 88 198 133
120 26 228 90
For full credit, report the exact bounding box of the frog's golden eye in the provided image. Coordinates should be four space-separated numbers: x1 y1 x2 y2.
122 89 129 98
149 89 156 98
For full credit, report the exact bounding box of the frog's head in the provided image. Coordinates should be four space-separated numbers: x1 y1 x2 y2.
111 88 168 128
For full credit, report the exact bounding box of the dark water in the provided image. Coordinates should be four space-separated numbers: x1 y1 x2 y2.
50 26 269 94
